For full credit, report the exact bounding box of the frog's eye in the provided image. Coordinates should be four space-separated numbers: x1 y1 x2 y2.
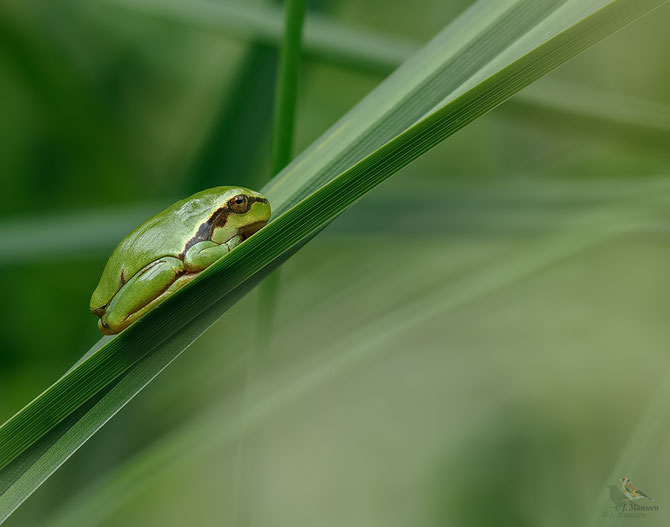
228 194 249 213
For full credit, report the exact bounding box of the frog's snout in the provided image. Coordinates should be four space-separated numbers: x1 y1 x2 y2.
240 197 271 239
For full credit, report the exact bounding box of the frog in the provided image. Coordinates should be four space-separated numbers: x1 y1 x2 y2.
90 186 271 335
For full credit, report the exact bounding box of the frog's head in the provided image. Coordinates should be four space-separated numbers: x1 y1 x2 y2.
211 187 271 243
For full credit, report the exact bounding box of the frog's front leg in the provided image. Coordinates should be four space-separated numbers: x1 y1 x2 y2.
100 256 184 334
183 235 243 272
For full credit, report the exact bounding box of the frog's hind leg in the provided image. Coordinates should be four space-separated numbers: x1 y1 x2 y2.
101 273 198 334
100 256 190 334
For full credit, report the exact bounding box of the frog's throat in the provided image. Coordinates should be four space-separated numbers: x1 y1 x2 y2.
239 220 268 239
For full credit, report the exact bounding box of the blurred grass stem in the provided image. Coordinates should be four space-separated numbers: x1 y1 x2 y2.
256 0 305 351
235 1 305 524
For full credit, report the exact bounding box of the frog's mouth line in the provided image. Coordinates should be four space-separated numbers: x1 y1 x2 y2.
238 220 268 240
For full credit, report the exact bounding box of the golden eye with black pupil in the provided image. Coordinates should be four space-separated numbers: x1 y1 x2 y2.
228 194 249 213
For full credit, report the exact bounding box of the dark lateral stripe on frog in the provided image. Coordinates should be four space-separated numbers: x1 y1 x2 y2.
181 196 269 256
181 208 229 256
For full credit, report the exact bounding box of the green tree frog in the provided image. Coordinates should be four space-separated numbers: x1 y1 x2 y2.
90 186 271 334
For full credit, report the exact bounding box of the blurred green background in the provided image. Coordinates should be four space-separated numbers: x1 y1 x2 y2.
2 0 670 525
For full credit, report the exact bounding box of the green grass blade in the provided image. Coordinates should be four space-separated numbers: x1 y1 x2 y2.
0 0 665 520
270 0 305 177
257 0 306 346
246 1 306 519
186 44 279 193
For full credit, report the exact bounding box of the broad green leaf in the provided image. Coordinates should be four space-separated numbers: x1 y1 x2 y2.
0 0 666 522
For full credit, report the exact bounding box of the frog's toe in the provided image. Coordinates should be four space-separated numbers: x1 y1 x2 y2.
98 317 117 335
100 309 130 334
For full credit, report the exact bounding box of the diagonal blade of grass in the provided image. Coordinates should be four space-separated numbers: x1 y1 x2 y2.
0 0 666 519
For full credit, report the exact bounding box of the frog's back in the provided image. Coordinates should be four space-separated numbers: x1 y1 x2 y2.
90 188 231 310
